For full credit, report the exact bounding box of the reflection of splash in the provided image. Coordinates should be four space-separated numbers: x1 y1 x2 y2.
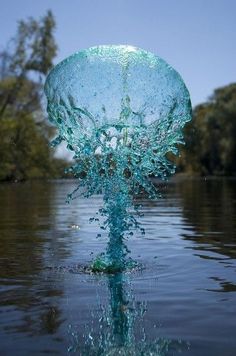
67 273 190 355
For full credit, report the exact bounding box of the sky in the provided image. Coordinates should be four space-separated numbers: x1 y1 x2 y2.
1 0 236 107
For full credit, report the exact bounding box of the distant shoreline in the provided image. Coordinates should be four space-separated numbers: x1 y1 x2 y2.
1 174 236 184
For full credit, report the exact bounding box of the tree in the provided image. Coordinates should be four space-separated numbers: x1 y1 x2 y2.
178 83 236 176
0 11 67 181
0 10 57 117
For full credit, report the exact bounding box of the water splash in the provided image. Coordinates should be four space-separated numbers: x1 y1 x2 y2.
44 45 191 272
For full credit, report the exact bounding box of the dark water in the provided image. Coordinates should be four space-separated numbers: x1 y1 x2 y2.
0 178 236 355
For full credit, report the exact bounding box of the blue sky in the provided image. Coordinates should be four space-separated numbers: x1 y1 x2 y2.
1 0 236 106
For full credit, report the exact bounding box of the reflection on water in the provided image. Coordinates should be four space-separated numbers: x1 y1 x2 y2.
68 273 189 355
180 178 236 252
0 178 236 355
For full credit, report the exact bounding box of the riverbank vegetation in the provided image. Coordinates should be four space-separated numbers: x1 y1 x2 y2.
0 11 69 181
178 83 236 176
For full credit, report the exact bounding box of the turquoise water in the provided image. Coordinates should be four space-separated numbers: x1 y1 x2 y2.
0 179 235 355
44 45 191 270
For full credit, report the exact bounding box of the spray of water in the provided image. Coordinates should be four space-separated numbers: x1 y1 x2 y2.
67 273 190 355
44 45 191 272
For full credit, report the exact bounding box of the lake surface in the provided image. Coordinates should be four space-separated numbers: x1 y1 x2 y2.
0 178 236 355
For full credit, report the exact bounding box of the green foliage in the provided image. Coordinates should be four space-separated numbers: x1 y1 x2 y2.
0 115 51 180
0 11 68 182
7 10 57 77
178 83 236 176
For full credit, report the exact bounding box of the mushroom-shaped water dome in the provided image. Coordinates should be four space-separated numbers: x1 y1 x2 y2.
45 45 191 153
